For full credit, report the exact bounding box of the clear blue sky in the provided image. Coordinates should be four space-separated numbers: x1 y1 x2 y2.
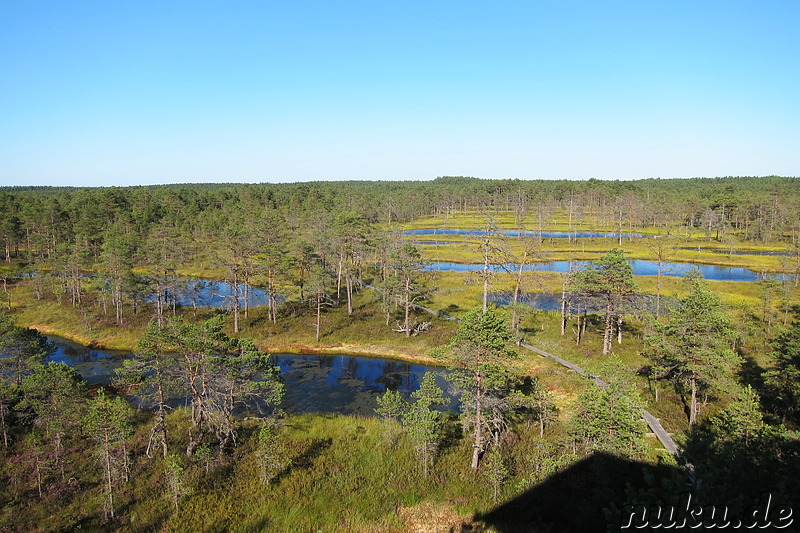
1 1 798 186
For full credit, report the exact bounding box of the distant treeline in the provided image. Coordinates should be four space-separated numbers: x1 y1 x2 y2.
2 174 800 236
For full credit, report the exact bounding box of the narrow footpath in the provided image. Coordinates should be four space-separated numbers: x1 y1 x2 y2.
356 277 681 457
410 296 681 456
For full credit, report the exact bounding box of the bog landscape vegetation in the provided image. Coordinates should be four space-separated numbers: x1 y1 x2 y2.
0 176 799 532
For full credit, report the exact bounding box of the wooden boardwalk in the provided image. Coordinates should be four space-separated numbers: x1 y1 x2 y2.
358 278 682 457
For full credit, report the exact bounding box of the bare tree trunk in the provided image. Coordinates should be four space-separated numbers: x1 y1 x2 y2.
471 401 483 470
268 268 277 324
232 274 240 333
690 372 698 426
560 280 568 336
511 254 527 335
0 402 8 448
482 237 490 312
346 272 353 314
147 405 169 459
244 269 250 320
104 433 115 519
656 262 662 316
603 300 613 355
404 276 411 338
316 289 322 343
114 281 123 323
156 283 164 327
336 257 343 300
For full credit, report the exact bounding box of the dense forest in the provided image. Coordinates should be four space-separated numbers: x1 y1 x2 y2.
1 176 799 532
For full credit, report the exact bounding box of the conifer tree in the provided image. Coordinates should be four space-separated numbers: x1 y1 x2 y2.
434 307 517 470
764 317 800 426
570 356 647 457
644 272 741 425
84 388 132 520
572 248 637 354
403 372 446 478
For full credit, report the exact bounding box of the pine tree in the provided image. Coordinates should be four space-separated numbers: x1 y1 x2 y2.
484 446 508 504
402 373 446 478
256 422 286 485
375 389 407 422
644 273 741 425
84 388 132 520
387 243 430 337
434 307 517 470
508 376 557 438
764 317 800 426
571 249 637 354
570 356 647 458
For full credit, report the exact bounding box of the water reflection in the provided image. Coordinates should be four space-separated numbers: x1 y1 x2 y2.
47 335 132 386
271 354 455 415
42 336 454 416
148 279 278 309
423 260 783 282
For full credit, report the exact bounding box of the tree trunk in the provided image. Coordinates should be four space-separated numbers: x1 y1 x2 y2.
471 410 483 470
656 262 662 316
0 402 7 448
336 257 343 299
232 268 240 333
316 289 322 343
404 276 411 338
104 433 115 519
471 378 483 470
346 272 353 315
511 255 526 335
156 283 164 327
568 195 574 244
690 373 698 426
603 299 613 355
482 237 490 312
244 269 250 320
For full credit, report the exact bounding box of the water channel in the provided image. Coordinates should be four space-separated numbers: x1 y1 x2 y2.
404 229 646 239
44 335 455 416
423 260 782 282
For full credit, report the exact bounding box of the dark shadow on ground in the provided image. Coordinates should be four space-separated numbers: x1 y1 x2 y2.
475 452 684 533
476 425 800 533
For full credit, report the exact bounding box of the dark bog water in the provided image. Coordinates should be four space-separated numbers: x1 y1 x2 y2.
271 354 454 415
423 260 779 282
47 335 133 386
488 292 676 314
43 335 454 416
148 279 277 309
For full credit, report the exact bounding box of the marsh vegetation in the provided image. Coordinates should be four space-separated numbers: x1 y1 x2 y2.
1 176 799 531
